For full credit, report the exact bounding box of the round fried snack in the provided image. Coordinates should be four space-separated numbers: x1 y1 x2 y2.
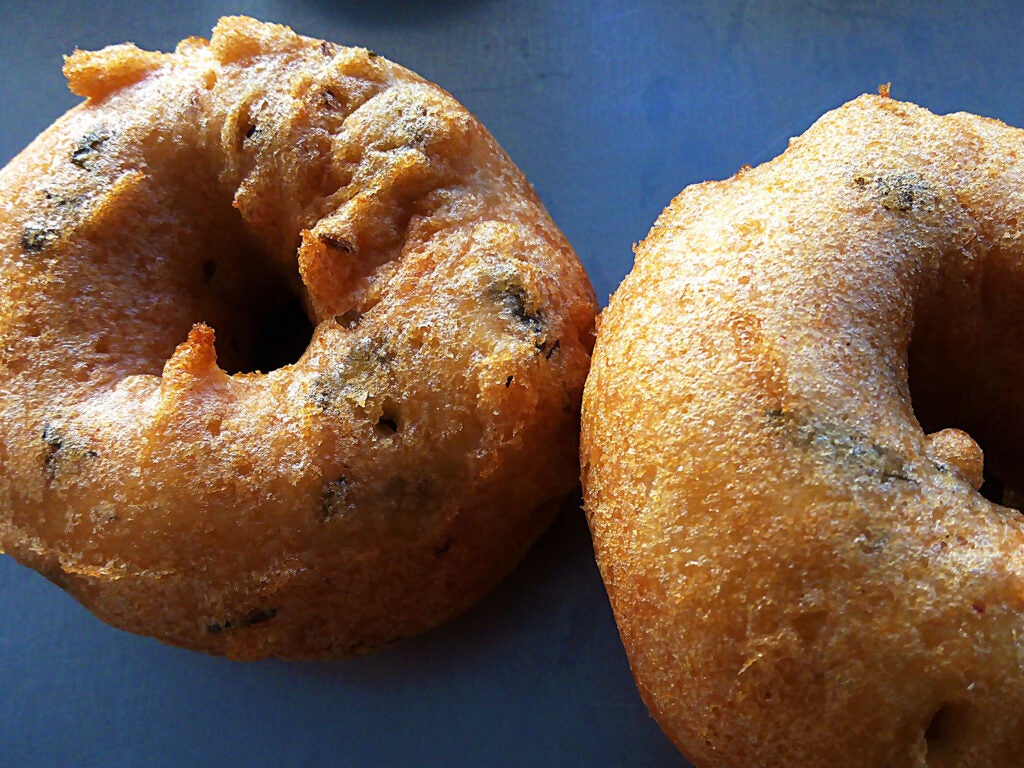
0 17 597 660
582 94 1024 767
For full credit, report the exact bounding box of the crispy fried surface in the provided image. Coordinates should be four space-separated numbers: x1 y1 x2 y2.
582 94 1024 767
0 16 597 659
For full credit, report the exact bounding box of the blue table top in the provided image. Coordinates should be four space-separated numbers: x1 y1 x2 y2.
2 2 1022 766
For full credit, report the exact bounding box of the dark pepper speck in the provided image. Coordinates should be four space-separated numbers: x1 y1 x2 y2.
70 128 111 170
243 608 278 626
322 476 349 521
21 222 61 253
42 422 63 474
875 172 929 212
319 233 355 253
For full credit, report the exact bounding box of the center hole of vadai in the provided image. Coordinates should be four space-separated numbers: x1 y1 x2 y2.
117 165 317 378
155 180 316 376
233 292 314 375
195 244 315 375
907 286 1024 509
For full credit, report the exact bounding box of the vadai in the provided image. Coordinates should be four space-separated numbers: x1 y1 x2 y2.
0 16 597 660
581 93 1024 767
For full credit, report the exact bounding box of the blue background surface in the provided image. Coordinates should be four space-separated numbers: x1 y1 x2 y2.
1 2 1022 766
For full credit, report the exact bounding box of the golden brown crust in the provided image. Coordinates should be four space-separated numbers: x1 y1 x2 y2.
582 95 1024 766
0 16 597 659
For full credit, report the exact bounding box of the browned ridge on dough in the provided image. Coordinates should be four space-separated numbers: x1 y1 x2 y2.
0 17 597 659
583 94 1024 767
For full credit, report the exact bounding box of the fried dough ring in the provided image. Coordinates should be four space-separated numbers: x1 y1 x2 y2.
0 17 597 659
582 94 1024 767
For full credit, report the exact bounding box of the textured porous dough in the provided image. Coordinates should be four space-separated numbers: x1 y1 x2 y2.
582 94 1024 767
0 17 597 659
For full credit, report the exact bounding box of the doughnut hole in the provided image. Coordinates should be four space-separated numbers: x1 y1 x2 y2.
166 232 314 375
178 199 315 375
242 295 315 374
922 701 974 767
133 190 314 376
907 243 1024 508
59 144 318 380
